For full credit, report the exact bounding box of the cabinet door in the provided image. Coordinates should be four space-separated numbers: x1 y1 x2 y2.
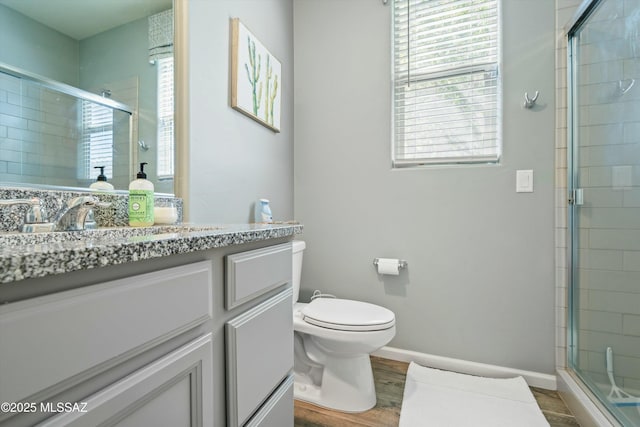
245 376 293 427
226 289 293 427
39 333 214 427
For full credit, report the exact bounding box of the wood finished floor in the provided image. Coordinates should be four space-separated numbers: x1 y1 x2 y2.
294 356 580 427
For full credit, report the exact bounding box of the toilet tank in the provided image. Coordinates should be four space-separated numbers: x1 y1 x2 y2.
291 240 306 304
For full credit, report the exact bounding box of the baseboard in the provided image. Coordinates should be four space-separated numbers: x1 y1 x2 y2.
556 369 617 427
372 346 557 390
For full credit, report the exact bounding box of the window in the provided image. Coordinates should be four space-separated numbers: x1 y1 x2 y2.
80 101 113 180
157 56 174 178
393 0 500 167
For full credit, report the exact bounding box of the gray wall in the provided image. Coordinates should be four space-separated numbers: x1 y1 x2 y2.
187 0 294 224
294 0 557 374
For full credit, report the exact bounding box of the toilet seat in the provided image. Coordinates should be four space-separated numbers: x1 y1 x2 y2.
301 298 395 332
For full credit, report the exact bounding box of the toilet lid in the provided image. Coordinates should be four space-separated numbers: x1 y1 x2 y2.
301 298 395 332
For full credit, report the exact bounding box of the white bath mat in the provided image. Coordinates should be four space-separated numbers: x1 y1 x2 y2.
399 362 550 427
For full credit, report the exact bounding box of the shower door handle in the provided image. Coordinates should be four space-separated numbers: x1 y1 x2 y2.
568 188 584 206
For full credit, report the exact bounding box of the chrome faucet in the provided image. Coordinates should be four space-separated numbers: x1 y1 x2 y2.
0 196 109 232
0 198 49 233
51 196 107 231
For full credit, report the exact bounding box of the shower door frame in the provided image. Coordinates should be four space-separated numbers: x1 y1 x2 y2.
566 0 640 425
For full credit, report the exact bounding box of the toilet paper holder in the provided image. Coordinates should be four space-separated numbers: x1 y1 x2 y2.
373 258 408 269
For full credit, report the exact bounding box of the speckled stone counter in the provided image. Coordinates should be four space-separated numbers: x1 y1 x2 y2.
0 223 303 284
0 186 182 232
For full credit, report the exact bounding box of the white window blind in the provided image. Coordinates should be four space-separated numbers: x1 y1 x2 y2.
393 0 500 167
80 101 113 179
157 56 174 178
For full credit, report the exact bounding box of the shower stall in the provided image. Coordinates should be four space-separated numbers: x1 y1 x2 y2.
567 0 640 425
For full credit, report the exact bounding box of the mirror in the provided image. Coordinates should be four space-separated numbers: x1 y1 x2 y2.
0 0 175 194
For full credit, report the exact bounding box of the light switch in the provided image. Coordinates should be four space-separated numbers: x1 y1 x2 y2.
516 170 534 193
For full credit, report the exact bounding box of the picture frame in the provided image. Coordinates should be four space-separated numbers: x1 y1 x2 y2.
230 18 282 133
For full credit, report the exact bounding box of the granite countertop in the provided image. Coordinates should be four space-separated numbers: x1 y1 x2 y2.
0 223 303 284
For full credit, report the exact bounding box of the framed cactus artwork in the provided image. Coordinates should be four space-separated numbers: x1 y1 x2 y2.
230 18 282 133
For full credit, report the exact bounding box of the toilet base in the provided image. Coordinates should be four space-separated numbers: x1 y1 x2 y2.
293 353 377 413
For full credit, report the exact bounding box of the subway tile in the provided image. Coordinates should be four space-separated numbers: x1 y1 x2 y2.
623 314 640 336
556 346 567 369
590 228 640 250
580 123 624 147
0 147 21 163
557 268 568 289
557 129 568 149
556 167 568 188
588 166 613 187
588 207 640 229
557 247 568 268
579 249 623 270
578 309 623 333
582 269 640 293
622 377 640 394
0 74 21 94
0 113 27 129
557 106 568 128
578 227 590 248
556 227 567 248
557 188 569 207
583 188 623 207
578 330 640 358
623 121 640 144
622 251 640 271
7 162 21 175
610 353 640 381
557 325 567 348
557 206 568 228
587 289 640 314
558 307 567 328
585 349 606 375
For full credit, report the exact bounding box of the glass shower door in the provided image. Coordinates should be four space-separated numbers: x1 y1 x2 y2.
568 1 640 425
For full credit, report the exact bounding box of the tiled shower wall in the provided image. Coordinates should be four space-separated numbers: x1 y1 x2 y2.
0 72 78 186
556 0 640 396
0 72 134 189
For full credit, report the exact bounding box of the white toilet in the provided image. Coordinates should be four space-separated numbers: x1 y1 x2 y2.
291 240 396 412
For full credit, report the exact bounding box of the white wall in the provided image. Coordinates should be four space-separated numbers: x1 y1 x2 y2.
294 0 557 374
188 0 294 224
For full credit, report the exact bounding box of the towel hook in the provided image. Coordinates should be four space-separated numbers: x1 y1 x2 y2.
617 79 635 96
523 91 539 109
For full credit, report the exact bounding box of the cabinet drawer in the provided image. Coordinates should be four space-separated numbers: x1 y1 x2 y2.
0 261 212 405
39 333 214 427
226 288 293 427
245 375 293 427
225 243 292 309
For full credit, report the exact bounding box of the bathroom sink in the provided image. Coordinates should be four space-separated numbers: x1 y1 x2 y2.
0 224 225 248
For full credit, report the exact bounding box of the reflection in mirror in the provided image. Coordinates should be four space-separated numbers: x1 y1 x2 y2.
0 0 174 194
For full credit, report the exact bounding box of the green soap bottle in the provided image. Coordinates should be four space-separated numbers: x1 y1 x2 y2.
128 162 154 226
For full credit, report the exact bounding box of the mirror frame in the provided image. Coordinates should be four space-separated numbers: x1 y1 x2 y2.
174 0 189 220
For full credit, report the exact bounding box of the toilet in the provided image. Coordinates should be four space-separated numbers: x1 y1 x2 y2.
291 240 396 412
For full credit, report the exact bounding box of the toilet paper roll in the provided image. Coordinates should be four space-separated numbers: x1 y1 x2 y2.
376 258 400 276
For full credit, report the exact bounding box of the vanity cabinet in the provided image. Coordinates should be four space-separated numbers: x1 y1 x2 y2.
0 236 295 427
225 243 293 427
0 261 213 427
